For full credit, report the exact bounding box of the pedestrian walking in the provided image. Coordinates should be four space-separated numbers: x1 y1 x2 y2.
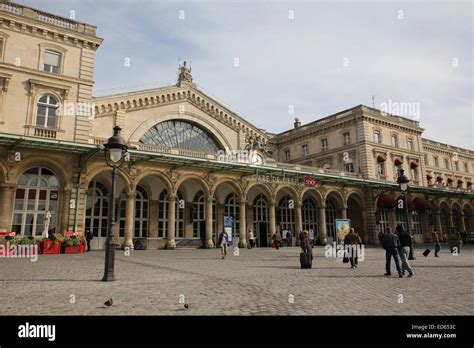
395 225 414 277
247 229 255 249
85 228 93 252
272 231 282 249
286 230 292 247
434 231 441 257
381 227 403 277
408 233 416 260
299 230 313 268
344 228 363 269
218 230 229 259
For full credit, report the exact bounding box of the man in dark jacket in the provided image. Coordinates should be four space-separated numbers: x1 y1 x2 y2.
395 225 414 277
381 227 403 277
85 229 93 252
344 228 362 268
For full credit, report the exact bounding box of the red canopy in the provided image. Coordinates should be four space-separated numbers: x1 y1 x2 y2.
467 181 473 187
377 193 396 208
436 176 443 182
413 197 430 210
410 161 419 169
394 158 404 166
395 196 415 211
447 177 453 183
426 174 433 181
457 179 464 185
377 155 386 163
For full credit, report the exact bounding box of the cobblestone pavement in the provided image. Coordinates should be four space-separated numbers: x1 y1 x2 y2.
0 244 473 315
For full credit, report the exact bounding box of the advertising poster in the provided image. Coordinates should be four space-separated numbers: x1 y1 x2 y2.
335 219 351 244
224 215 233 246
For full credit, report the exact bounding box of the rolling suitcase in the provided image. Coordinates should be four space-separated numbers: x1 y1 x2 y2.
423 249 430 257
300 252 312 269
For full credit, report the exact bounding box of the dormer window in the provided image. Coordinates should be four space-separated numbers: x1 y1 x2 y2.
43 50 61 73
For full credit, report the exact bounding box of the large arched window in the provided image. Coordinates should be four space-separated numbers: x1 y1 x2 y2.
224 193 240 237
139 120 222 153
325 200 337 239
119 186 149 238
192 191 205 238
12 167 59 236
253 194 268 227
302 198 318 236
157 189 185 239
277 196 295 234
36 95 59 129
85 181 108 238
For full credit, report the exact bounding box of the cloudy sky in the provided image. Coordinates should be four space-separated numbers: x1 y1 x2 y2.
20 0 473 149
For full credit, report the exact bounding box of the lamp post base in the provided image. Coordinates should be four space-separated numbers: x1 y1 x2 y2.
101 239 116 282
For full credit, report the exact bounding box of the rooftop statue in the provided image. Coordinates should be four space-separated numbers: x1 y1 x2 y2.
178 61 193 84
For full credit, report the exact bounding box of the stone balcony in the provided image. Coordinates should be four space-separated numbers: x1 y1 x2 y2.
0 1 97 36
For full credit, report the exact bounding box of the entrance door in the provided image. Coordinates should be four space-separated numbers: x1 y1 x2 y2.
259 222 268 247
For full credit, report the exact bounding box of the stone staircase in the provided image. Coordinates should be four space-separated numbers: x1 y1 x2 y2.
175 239 203 249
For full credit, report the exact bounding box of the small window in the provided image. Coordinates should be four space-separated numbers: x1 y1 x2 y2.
411 168 418 182
284 150 290 161
36 95 59 128
44 51 61 73
433 156 439 167
391 134 398 148
454 161 459 171
407 139 413 151
374 131 381 144
0 38 4 60
302 144 308 157
464 162 469 173
321 139 328 151
344 163 354 173
444 158 449 169
343 132 351 146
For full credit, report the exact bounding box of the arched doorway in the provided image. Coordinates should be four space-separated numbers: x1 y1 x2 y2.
452 204 462 232
347 194 364 240
439 203 450 234
12 167 60 236
463 205 472 232
277 195 295 239
119 185 149 238
253 193 269 247
302 197 318 241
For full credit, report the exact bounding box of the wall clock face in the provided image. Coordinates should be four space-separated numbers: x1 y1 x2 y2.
250 154 264 165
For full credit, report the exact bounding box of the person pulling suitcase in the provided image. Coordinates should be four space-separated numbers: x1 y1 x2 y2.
300 230 313 269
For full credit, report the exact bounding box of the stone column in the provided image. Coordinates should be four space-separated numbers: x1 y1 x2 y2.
166 194 177 249
269 200 276 239
436 211 443 233
205 196 214 248
124 192 135 249
0 183 15 232
319 206 327 245
448 211 454 232
59 188 72 233
460 212 466 232
295 201 303 246
360 209 368 243
341 204 348 219
238 199 247 248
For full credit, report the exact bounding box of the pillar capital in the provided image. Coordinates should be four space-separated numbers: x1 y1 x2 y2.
0 183 16 191
126 192 136 199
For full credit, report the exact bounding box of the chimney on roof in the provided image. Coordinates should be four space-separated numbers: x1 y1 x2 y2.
294 117 301 129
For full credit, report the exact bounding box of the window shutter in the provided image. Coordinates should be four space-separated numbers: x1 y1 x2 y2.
44 51 61 66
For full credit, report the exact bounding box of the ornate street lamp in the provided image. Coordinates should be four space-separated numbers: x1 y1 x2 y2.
102 126 128 282
397 169 415 260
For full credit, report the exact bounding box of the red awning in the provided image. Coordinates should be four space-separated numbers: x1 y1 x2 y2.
413 197 430 210
457 179 464 185
377 155 386 163
467 181 473 187
447 177 453 183
394 158 404 166
410 161 419 169
426 174 433 181
436 176 443 182
395 196 415 211
377 193 396 208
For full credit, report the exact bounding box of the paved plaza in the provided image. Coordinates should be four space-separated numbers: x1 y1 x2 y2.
0 244 473 316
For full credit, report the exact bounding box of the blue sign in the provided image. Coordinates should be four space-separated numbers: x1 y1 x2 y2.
224 216 233 246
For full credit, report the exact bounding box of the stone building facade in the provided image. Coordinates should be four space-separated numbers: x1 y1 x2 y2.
0 1 472 249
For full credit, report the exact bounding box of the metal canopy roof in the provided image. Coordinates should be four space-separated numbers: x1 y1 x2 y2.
0 133 472 199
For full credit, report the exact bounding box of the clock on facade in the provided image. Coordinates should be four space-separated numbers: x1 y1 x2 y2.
250 153 264 165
